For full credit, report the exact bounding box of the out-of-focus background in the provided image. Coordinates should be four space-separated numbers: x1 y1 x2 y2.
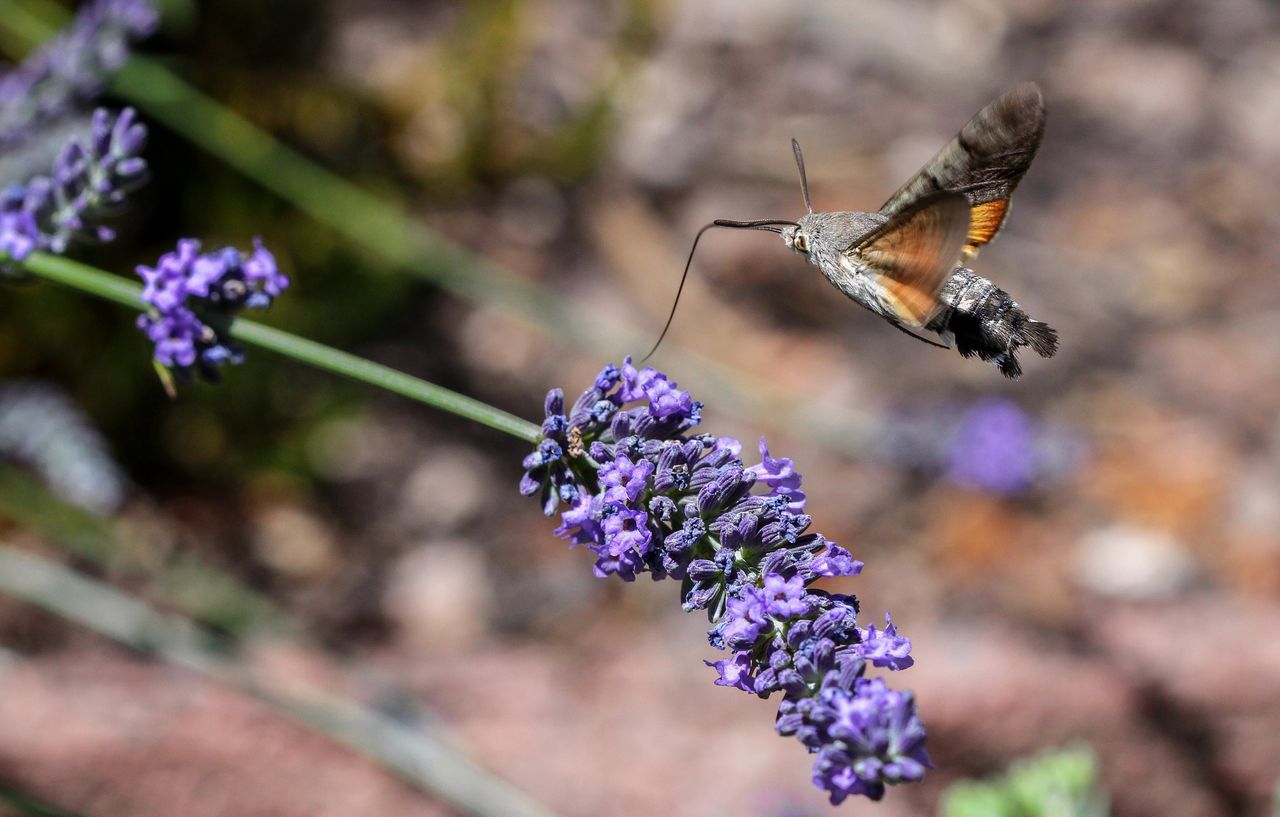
2 0 1280 815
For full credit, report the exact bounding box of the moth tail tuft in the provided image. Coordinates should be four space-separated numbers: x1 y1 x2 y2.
928 268 1056 379
994 352 1023 379
1019 320 1058 359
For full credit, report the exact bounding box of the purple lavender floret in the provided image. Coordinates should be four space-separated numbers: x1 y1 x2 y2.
0 0 158 151
520 358 928 803
855 614 914 671
706 651 756 693
135 237 288 382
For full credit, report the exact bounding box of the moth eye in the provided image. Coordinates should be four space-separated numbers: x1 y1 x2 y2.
793 233 809 252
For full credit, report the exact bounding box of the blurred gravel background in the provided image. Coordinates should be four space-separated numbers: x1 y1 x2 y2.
2 0 1280 815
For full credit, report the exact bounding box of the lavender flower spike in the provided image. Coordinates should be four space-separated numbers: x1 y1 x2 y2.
0 0 159 151
136 237 289 382
0 107 148 269
521 358 928 803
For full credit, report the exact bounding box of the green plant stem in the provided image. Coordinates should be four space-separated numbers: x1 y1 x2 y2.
17 251 542 443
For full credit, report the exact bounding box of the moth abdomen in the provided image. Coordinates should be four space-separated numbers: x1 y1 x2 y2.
927 268 1058 379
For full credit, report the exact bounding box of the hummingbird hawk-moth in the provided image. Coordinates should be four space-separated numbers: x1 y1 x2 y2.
646 82 1058 378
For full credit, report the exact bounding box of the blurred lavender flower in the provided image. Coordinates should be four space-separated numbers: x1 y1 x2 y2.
135 237 288 381
0 107 148 268
0 0 158 150
877 398 1082 497
0 186 39 261
521 358 928 803
0 380 126 515
0 113 95 189
944 398 1038 495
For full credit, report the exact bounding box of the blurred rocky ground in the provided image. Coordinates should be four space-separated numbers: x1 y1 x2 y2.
2 0 1280 815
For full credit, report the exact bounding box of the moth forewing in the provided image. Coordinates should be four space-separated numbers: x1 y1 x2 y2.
845 192 970 326
646 83 1056 378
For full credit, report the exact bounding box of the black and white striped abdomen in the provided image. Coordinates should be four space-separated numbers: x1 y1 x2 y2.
926 268 1058 378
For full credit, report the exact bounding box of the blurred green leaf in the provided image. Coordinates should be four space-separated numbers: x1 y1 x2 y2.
0 786 82 817
941 745 1107 817
0 464 114 561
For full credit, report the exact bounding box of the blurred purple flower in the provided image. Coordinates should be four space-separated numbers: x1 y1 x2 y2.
140 304 206 368
944 398 1037 495
0 107 148 268
0 0 158 151
0 186 39 261
135 237 288 382
520 357 927 802
878 398 1082 497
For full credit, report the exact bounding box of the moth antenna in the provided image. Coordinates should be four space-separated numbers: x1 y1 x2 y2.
792 138 814 213
641 218 799 362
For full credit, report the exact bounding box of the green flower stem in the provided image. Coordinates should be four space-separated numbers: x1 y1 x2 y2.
17 251 542 443
229 321 540 442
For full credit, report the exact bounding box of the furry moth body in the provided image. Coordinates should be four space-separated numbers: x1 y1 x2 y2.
647 82 1058 378
779 82 1057 378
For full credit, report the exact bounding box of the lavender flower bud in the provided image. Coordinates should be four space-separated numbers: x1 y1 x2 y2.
686 559 720 583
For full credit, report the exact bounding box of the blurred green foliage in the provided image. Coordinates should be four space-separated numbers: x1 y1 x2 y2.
0 786 80 817
941 745 1108 817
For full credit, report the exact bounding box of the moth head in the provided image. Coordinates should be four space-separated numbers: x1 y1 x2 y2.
781 224 810 255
